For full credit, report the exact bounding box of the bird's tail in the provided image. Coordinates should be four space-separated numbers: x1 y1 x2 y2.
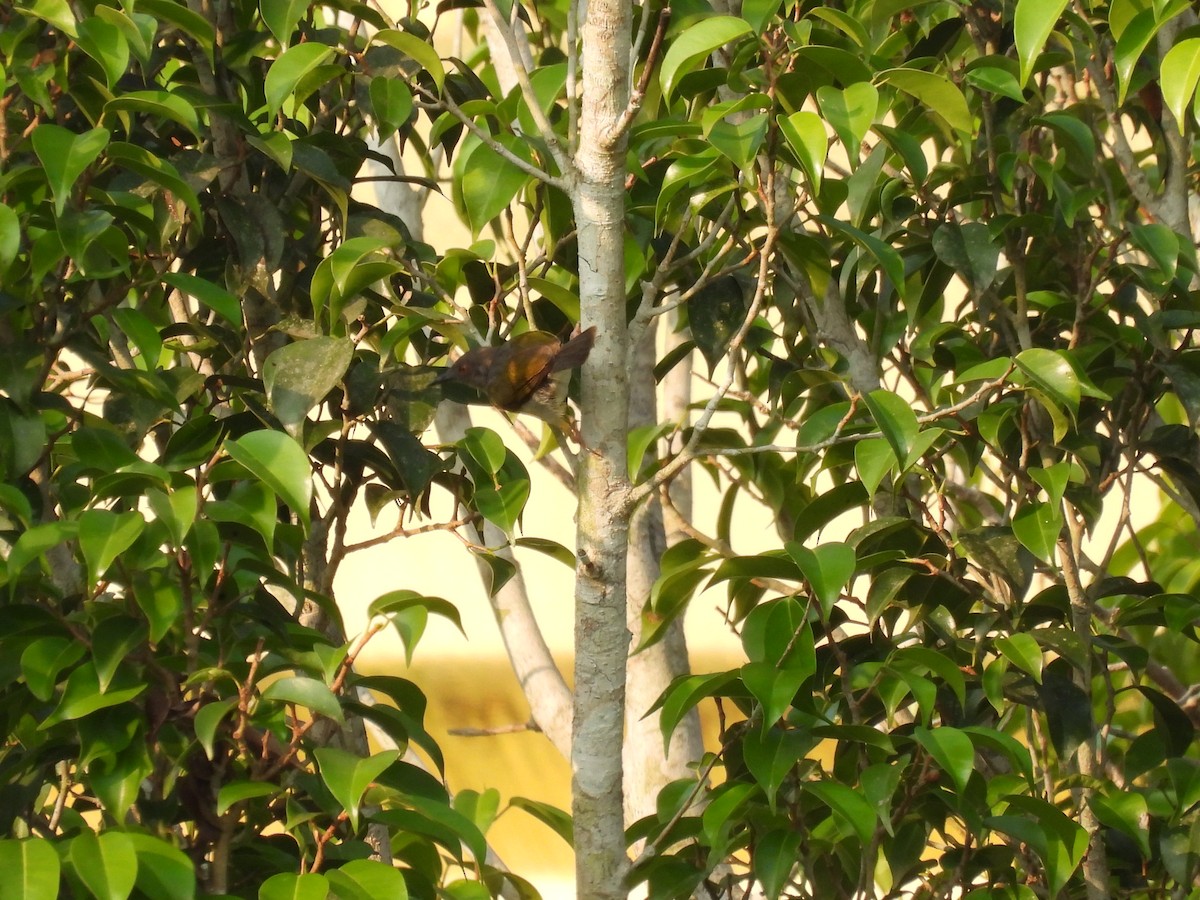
551 325 597 372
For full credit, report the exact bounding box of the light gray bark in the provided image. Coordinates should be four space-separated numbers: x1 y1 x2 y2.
571 0 634 892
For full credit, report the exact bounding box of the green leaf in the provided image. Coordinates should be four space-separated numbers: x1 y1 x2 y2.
1089 790 1151 857
804 780 878 843
21 636 85 701
315 747 400 831
105 92 203 141
454 134 535 236
224 430 312 531
261 676 344 723
31 125 110 216
0 202 19 273
370 76 414 140
216 781 278 816
369 590 465 664
0 838 61 900
660 16 754 102
92 616 146 693
76 17 130 89
1014 0 1068 85
863 390 919 466
753 828 802 899
259 873 330 900
370 29 445 93
68 830 137 900
79 508 145 585
1014 347 1080 412
876 67 972 137
816 82 878 160
996 633 1044 684
19 0 77 35
1012 501 1061 564
326 859 408 900
1161 37 1200 132
708 113 768 169
262 337 353 437
509 796 573 846
106 142 202 221
964 64 1027 103
818 215 906 294
161 273 241 325
743 725 809 809
195 698 238 761
653 671 739 752
265 43 335 117
787 542 855 618
1114 10 1159 105
260 0 309 46
914 724 975 794
854 437 895 498
932 222 999 291
778 111 827 192
128 835 194 900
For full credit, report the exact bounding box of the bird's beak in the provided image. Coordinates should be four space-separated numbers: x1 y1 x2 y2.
432 368 453 385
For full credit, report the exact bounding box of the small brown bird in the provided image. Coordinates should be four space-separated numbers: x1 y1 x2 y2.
434 326 596 442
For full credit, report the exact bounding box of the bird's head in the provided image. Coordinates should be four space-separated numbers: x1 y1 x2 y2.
433 345 497 391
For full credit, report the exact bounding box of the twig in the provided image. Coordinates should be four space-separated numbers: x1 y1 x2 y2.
602 7 671 150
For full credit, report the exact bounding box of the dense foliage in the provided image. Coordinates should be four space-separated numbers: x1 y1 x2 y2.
2 0 1200 897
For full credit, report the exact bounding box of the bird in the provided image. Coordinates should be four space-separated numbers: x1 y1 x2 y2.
434 326 596 444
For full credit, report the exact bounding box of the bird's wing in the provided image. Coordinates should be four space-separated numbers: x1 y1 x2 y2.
489 333 559 410
550 325 596 373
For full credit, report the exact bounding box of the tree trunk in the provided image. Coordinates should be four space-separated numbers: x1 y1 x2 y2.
572 0 633 893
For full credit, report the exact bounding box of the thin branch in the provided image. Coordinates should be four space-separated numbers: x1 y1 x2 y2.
342 515 479 553
601 7 670 150
414 84 569 192
479 0 573 178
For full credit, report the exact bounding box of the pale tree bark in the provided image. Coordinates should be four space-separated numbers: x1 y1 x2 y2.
572 0 634 892
624 322 703 828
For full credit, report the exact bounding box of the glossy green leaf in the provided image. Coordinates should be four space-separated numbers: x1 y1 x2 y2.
996 633 1044 684
509 796 574 846
79 508 145 584
369 590 465 664
106 142 202 221
105 91 202 141
454 134 535 235
660 16 753 102
877 67 972 136
1012 501 1061 564
161 273 241 325
932 222 999 291
259 873 330 900
818 215 906 293
326 859 409 900
315 747 399 831
261 337 353 437
778 111 827 192
76 17 129 89
371 29 445 93
370 76 414 140
653 671 739 752
787 542 854 618
216 781 278 816
914 725 975 794
265 43 335 117
743 725 810 809
1089 790 1150 857
816 82 878 160
1114 10 1159 105
261 675 344 722
69 830 137 900
863 390 919 466
854 437 895 498
1014 347 1080 411
1014 0 1068 85
964 64 1026 103
127 835 194 900
1161 37 1200 132
194 698 238 761
260 0 308 45
753 828 802 899
224 430 313 530
0 838 61 900
708 113 768 170
31 125 109 216
742 621 814 726
805 780 878 844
